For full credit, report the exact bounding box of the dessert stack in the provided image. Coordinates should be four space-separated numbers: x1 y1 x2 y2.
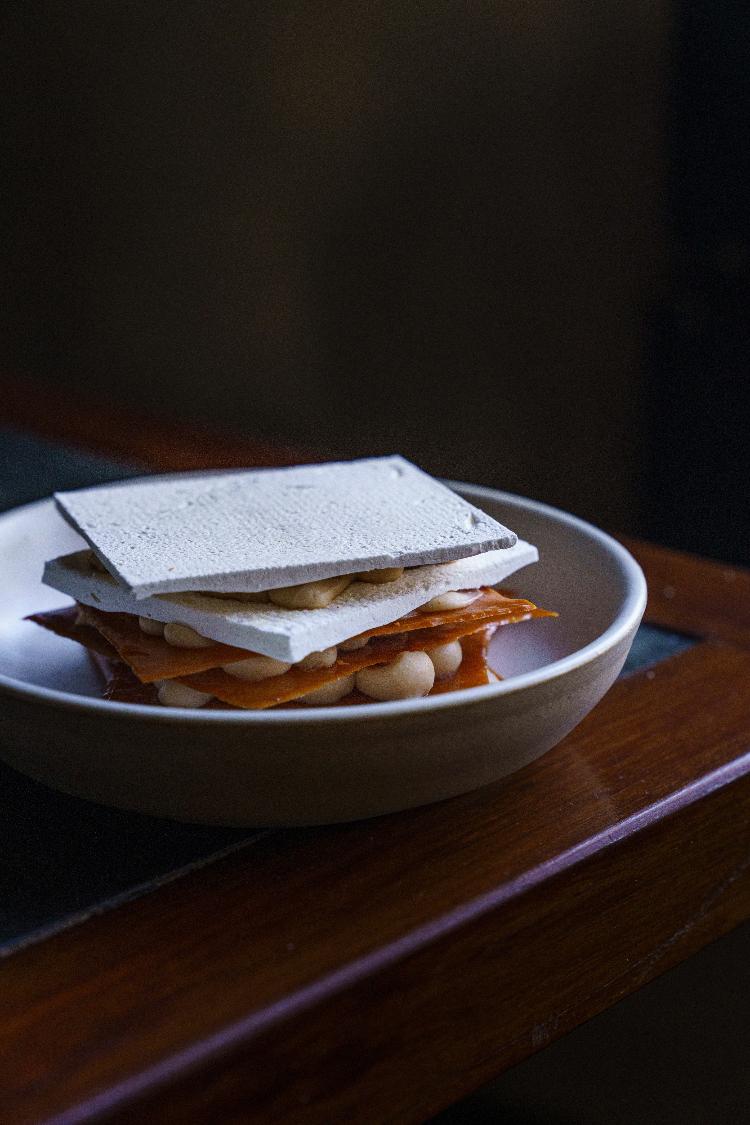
31 457 552 708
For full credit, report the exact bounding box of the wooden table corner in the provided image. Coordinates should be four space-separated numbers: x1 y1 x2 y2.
1 382 750 1124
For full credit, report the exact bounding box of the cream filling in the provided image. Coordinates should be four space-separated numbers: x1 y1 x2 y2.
127 592 475 706
155 680 213 708
182 567 408 610
152 638 465 708
145 562 483 616
419 589 482 612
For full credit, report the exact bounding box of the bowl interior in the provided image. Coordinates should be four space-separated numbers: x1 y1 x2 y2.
475 488 634 680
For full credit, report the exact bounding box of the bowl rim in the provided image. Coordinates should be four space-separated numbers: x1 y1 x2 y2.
0 484 647 725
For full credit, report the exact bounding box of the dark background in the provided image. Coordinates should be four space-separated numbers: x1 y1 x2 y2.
645 0 750 563
4 0 748 562
2 4 750 1120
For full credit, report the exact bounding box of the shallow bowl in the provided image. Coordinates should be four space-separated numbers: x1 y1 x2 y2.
0 484 646 825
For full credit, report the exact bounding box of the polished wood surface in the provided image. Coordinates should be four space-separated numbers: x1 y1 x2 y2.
620 535 750 648
1 384 749 1123
1 375 308 471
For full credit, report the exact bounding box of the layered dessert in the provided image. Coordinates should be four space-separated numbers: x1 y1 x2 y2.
30 457 553 708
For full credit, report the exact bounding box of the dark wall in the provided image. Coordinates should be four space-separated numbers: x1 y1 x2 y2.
645 0 750 565
4 2 669 531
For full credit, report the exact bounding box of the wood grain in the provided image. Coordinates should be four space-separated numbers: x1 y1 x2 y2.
620 535 750 649
2 641 750 1123
115 766 750 1125
0 375 310 471
2 388 750 1122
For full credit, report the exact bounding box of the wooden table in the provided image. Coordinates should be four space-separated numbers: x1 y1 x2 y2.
2 382 750 1124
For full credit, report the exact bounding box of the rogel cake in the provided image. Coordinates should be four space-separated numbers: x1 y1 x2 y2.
30 457 554 709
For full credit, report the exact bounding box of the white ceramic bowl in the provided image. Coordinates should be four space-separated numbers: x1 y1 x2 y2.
0 485 646 825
